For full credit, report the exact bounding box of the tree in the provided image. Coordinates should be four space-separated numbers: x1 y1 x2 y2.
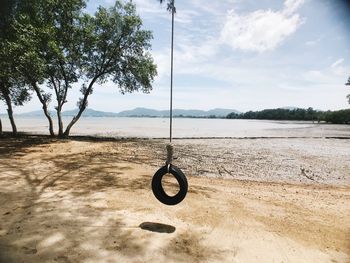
1 0 156 137
323 109 350 124
0 0 56 136
8 0 86 137
159 0 176 12
0 74 19 136
346 76 350 104
226 108 326 121
41 0 86 137
0 0 31 136
63 1 157 137
17 0 84 137
0 0 17 136
0 78 30 136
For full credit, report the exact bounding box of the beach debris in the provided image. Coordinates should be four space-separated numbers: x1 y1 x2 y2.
300 167 315 181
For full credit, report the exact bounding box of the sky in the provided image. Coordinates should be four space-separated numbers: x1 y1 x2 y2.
2 0 350 113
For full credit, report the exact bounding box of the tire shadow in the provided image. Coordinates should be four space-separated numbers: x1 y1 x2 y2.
139 222 176 233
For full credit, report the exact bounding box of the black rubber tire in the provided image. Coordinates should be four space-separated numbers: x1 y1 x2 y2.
152 164 188 206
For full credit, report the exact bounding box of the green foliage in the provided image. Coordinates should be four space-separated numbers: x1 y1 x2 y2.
227 108 350 124
63 0 157 136
227 108 320 121
0 0 31 108
78 2 156 93
159 0 176 13
1 0 157 137
322 109 350 124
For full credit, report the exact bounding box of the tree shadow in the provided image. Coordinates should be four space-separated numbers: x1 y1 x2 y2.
0 137 148 262
0 137 226 262
0 136 56 157
139 222 176 233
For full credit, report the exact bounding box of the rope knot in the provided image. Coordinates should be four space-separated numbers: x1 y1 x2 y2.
166 144 174 166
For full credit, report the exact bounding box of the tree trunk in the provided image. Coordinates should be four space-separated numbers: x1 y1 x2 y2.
0 116 2 136
32 83 55 137
50 74 68 138
50 76 64 137
3 90 17 136
63 107 83 137
57 106 64 137
63 76 100 137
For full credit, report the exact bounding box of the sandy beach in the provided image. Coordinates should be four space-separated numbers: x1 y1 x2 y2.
0 136 349 262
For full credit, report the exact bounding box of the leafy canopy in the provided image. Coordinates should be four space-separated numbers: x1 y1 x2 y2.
158 0 176 12
63 1 157 136
77 1 157 106
0 0 32 106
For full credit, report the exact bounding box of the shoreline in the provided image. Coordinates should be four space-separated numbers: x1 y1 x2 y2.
1 131 350 140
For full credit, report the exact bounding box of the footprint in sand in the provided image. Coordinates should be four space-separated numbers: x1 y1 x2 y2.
22 246 37 254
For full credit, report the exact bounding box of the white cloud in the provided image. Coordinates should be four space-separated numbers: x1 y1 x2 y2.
152 51 169 80
331 58 344 68
221 0 305 52
283 0 305 15
152 35 221 80
303 70 328 83
303 59 349 84
330 58 347 76
130 0 163 15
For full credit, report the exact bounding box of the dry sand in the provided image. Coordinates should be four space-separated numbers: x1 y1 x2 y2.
0 136 349 262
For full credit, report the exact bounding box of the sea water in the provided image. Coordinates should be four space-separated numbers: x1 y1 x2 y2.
1 116 349 138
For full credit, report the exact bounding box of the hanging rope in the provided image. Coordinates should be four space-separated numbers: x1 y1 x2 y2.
169 0 175 143
166 0 175 168
152 0 187 206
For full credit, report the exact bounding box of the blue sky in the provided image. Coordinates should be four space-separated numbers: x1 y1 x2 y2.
2 0 350 113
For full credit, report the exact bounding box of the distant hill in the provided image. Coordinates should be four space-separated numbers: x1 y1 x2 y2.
116 107 165 117
18 108 118 117
17 110 53 117
116 107 240 117
281 106 298 110
17 107 240 118
62 108 118 117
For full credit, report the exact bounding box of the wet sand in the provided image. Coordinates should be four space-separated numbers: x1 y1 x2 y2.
0 136 349 262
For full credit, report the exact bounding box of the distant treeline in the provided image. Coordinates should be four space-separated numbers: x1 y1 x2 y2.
226 108 350 124
120 114 222 119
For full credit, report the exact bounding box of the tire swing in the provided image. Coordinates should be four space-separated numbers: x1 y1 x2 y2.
152 145 188 205
152 0 188 206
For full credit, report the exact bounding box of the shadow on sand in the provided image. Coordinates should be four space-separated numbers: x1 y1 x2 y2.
0 136 223 262
139 222 176 233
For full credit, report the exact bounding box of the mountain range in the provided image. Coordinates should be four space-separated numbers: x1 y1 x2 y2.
16 107 240 118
